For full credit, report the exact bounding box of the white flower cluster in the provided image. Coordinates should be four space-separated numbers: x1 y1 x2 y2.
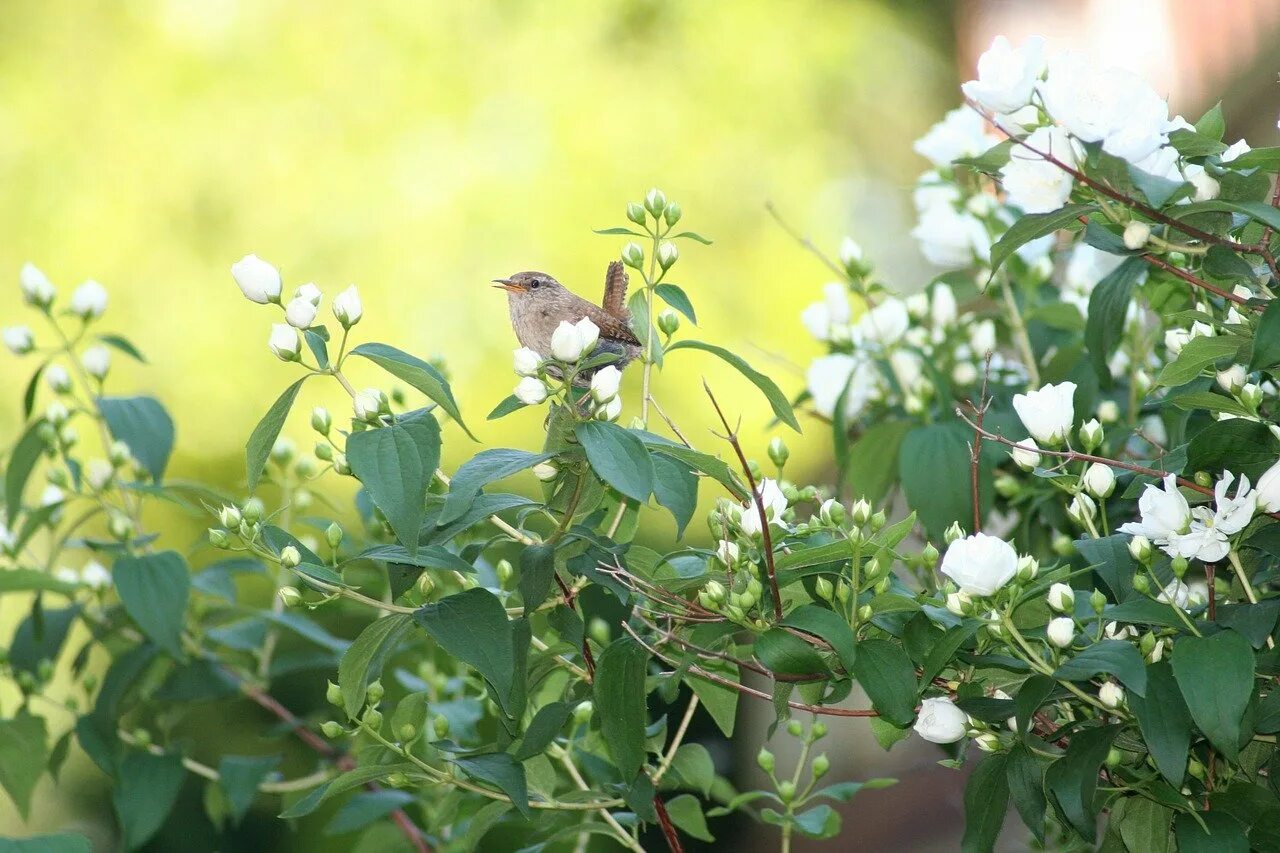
510 318 622 421
6 264 116 385
1119 472 1256 563
230 254 362 362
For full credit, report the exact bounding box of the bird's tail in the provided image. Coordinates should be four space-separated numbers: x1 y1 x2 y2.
601 260 630 320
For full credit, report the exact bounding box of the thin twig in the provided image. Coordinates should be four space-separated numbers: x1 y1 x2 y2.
968 354 993 533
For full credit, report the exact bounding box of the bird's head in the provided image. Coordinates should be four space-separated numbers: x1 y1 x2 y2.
492 271 566 303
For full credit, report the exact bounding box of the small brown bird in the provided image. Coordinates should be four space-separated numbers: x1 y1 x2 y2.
492 262 642 376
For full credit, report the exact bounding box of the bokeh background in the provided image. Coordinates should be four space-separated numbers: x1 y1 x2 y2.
1 0 1276 849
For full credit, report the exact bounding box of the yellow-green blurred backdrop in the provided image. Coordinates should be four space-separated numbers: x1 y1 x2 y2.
0 0 956 846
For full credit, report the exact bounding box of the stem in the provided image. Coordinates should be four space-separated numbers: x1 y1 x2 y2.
652 694 700 784
555 748 645 851
998 277 1039 388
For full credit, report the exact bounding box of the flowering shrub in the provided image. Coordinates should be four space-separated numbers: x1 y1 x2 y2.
6 35 1280 853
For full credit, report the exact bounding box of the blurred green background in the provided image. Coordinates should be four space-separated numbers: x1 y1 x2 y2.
0 0 963 848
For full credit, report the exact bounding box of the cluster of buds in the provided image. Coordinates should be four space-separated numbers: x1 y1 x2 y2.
207 497 267 550
231 254 363 363
624 187 682 237
510 318 624 422
697 552 766 626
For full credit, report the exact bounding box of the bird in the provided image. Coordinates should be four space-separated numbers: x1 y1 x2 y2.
492 262 642 379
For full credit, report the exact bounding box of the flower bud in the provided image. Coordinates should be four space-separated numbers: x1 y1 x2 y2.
219 505 242 528
325 522 343 550
975 732 1002 752
311 406 332 435
1067 493 1097 526
766 437 790 470
268 323 300 361
367 680 384 704
714 540 739 566
819 498 846 527
1083 463 1115 499
1046 617 1075 648
1078 419 1103 451
433 714 450 738
815 576 834 601
811 754 830 778
1242 383 1264 409
1047 583 1074 613
621 242 645 269
922 541 940 570
271 437 296 465
45 365 71 394
756 748 775 774
315 442 333 461
1132 574 1150 594
657 242 678 270
657 309 680 337
1122 221 1151 250
532 461 558 482
208 528 231 549
945 590 971 616
363 709 383 729
1128 535 1151 562
1098 681 1125 709
496 559 514 585
326 681 343 706
416 572 435 598
995 474 1021 498
1191 171 1220 202
1090 589 1107 614
1016 555 1039 582
3 326 34 355
231 254 282 304
626 202 647 225
1216 364 1247 394
333 452 351 475
242 497 265 524
777 780 796 803
1171 555 1188 579
108 514 134 541
280 545 301 569
514 376 549 405
644 188 667 216
664 202 683 226
278 586 303 607
332 285 363 328
703 580 727 603
787 719 804 737
944 522 965 545
353 388 388 422
81 345 110 380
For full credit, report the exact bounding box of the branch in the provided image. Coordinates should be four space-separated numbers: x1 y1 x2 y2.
968 355 993 533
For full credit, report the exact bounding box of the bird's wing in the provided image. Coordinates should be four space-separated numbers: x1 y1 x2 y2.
601 260 631 320
584 302 641 346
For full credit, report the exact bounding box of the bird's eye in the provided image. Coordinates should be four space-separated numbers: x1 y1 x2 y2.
529 279 541 289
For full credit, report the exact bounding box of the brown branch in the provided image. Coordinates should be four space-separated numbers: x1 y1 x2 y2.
652 793 685 853
1261 178 1280 283
554 572 595 680
1142 252 1252 306
1206 563 1217 621
703 380 784 621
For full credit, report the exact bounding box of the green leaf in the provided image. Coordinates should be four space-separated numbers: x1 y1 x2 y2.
218 755 280 825
574 421 654 502
1111 796 1174 853
1228 146 1280 171
1045 725 1119 842
517 543 556 611
245 378 306 493
851 639 918 726
1174 811 1248 853
0 568 77 597
97 333 147 363
899 423 986 540
347 412 442 558
651 453 698 537
113 750 186 850
1052 640 1147 696
664 339 800 432
414 589 516 716
350 342 475 439
592 226 646 236
954 139 1014 173
1155 334 1244 387
338 613 413 718
4 420 45 525
845 420 911 504
1005 745 1047 844
687 658 739 737
990 204 1096 274
1171 631 1255 761
0 834 92 853
1187 418 1280 481
636 432 749 500
1128 163 1186 208
920 624 977 688
454 753 530 818
662 743 715 796
1129 661 1191 787
654 283 697 324
1085 257 1144 384
355 543 475 574
279 763 420 819
962 752 1009 853
594 636 650 780
0 711 47 819
755 627 828 677
665 794 715 842
113 551 190 660
1168 390 1251 417
673 230 713 244
324 790 415 836
781 605 856 674
1195 102 1225 139
439 449 555 525
97 395 175 481
487 394 527 420
514 701 571 762
1250 298 1280 372
1173 199 1280 232
791 804 841 839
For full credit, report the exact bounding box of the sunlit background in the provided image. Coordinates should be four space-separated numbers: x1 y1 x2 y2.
0 0 1273 849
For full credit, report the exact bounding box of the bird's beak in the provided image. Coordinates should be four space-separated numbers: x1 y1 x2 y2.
492 278 527 292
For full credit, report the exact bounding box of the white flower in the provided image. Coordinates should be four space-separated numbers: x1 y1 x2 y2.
81 345 111 379
86 459 114 492
1068 493 1097 525
1040 53 1169 162
514 376 548 405
1123 221 1151 250
969 319 997 355
905 292 929 319
268 323 300 361
1257 459 1280 512
596 395 623 422
913 106 998 167
952 362 978 385
1189 169 1220 202
1119 474 1193 545
575 317 601 354
1013 381 1077 445
1217 364 1247 394
20 262 55 306
532 462 558 481
41 485 64 507
0 523 17 554
1164 328 1191 355
294 282 322 305
353 388 387 421
1163 472 1256 562
1047 583 1075 612
81 560 111 589
800 282 852 341
945 590 972 616
53 567 78 586
930 284 957 328
805 354 878 420
1221 139 1251 163
657 242 679 269
231 254 283 304
3 326 33 355
740 478 788 537
45 364 71 393
1047 617 1075 648
715 540 739 565
1000 126 1076 213
1010 438 1041 471
70 280 108 318
839 237 863 267
856 297 909 347
962 35 1046 114
911 202 991 268
285 295 319 329
940 532 1019 596
551 321 586 362
1084 463 1116 499
913 697 967 744
1099 681 1125 709
513 347 543 377
590 365 622 403
332 285 363 327
1157 579 1191 609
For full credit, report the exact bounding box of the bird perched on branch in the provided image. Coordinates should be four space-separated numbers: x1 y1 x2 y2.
492 261 642 379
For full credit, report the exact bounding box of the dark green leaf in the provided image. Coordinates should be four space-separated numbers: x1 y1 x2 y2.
1045 725 1119 842
0 834 91 853
1085 258 1144 384
97 396 175 482
990 204 1096 274
439 449 555 525
1175 811 1248 853
414 589 516 716
1169 127 1227 157
592 226 646 236
218 755 280 825
1005 745 1047 843
113 750 185 850
781 605 856 674
279 763 419 819
1155 334 1244 387
0 711 46 819
899 423 987 539
665 794 715 842
324 789 415 835
355 543 474 574
954 140 1014 173
245 379 306 492
113 551 190 659
673 230 713 244
1052 640 1147 696
1111 796 1174 853
486 394 527 420
662 743 715 796
514 701 570 762
347 413 441 557
338 613 413 718
1194 102 1225 139
962 752 1009 853
5 419 46 524
636 433 748 500
1250 298 1280 372
651 453 698 537
654 283 697 324
845 420 911 504
920 624 977 688
574 421 654 502
1187 418 1280 481
97 333 147 363
517 543 556 611
594 636 650 780
851 639 918 726
755 627 828 677
454 753 530 818
10 605 79 675
664 339 800 432
1172 631 1255 761
1128 163 1186 208
350 342 475 439
1129 661 1191 787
